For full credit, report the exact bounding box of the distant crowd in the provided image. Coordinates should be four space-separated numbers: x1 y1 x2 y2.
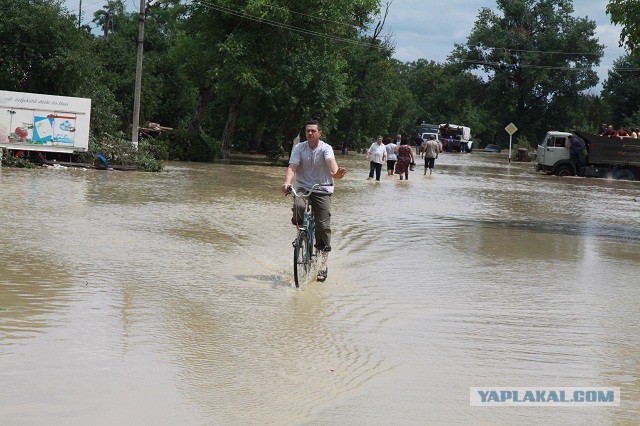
365 133 440 181
599 124 639 139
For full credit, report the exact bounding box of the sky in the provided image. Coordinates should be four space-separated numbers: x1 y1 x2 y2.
383 0 625 88
64 0 625 89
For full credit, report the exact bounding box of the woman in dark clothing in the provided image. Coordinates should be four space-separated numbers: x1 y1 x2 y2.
394 137 415 180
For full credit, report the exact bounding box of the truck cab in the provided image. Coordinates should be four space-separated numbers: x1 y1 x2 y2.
535 131 574 175
418 123 443 151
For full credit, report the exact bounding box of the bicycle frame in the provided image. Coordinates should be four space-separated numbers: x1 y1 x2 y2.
287 183 332 286
299 198 316 265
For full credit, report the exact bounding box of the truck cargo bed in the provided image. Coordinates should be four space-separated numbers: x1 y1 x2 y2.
574 130 640 167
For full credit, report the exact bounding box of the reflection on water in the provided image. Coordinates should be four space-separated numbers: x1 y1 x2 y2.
1 153 639 423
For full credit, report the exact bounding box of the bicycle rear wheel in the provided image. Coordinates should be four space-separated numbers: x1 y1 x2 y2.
293 230 309 288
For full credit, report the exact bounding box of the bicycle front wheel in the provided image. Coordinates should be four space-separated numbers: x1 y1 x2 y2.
293 230 309 288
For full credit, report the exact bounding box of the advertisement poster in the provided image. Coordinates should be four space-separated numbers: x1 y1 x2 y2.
53 115 76 144
32 114 54 144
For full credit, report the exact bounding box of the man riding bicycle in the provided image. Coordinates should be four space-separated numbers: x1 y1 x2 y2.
281 120 347 282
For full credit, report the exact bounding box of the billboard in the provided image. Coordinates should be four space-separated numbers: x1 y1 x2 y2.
0 90 91 152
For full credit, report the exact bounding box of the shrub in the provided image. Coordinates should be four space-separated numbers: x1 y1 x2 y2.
77 132 164 172
515 135 533 150
153 128 222 162
266 140 286 165
1 148 37 168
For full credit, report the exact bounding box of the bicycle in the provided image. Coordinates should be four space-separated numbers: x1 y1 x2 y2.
286 183 332 288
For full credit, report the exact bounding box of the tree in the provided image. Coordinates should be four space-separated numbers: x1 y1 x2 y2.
451 0 604 142
603 54 640 125
333 2 393 154
179 0 382 158
92 0 125 38
403 60 495 144
0 0 96 96
607 0 640 52
90 1 193 136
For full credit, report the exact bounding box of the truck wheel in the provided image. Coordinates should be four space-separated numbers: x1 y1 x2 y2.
554 165 574 177
612 168 636 181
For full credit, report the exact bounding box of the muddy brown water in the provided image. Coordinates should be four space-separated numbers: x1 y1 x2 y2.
1 152 639 424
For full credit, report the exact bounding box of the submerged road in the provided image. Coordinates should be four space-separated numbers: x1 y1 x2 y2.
1 151 639 423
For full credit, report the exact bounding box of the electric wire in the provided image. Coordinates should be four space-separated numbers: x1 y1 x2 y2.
192 0 637 73
60 0 639 73
197 0 603 57
192 0 382 50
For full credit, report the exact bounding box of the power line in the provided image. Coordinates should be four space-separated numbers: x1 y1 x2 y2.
462 44 602 57
197 0 605 58
58 0 640 74
79 0 616 64
223 0 365 30
192 1 640 73
453 58 640 72
70 0 105 12
192 0 384 50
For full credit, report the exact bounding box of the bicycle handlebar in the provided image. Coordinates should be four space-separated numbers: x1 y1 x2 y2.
286 183 333 198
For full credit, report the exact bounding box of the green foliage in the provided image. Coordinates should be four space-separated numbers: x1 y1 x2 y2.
515 135 533 150
151 128 221 162
266 140 286 166
199 130 223 161
140 138 170 161
403 60 495 144
570 94 611 133
0 0 95 95
622 109 640 130
607 0 640 52
1 148 37 168
180 0 382 157
1 0 620 165
77 133 164 172
451 0 604 143
603 55 640 125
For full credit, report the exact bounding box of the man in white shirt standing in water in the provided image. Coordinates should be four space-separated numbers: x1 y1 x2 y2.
281 120 347 282
365 135 387 181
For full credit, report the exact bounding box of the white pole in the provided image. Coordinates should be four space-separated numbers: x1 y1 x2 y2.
509 134 512 163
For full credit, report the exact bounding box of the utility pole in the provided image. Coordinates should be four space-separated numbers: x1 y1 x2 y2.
78 0 82 29
131 0 147 148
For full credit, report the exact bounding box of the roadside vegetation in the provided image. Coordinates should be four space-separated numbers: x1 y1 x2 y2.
2 0 639 162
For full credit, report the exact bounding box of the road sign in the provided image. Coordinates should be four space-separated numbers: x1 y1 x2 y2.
505 123 518 163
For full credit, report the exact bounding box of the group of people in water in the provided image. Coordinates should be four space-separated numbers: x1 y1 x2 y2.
599 124 639 139
365 133 440 181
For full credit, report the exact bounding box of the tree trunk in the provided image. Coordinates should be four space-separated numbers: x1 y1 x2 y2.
190 86 216 132
250 120 266 153
104 13 110 38
221 95 243 158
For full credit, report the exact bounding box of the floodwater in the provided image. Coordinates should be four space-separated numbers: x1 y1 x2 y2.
1 150 639 424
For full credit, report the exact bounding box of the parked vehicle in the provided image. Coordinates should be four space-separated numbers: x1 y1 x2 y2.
535 130 640 180
483 144 501 153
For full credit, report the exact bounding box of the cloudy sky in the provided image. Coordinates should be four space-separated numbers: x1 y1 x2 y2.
384 0 625 86
65 0 625 88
